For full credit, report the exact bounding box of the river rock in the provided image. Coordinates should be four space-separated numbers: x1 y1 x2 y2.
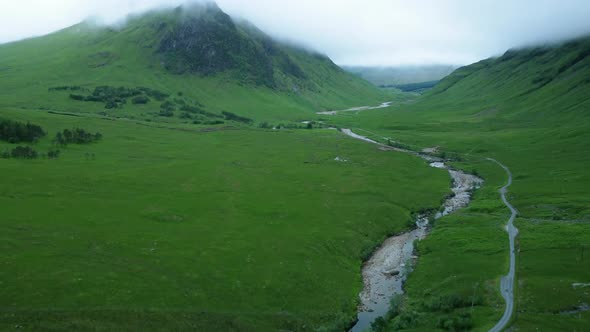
383 269 400 277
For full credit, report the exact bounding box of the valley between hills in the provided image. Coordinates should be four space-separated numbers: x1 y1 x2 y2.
1 2 589 332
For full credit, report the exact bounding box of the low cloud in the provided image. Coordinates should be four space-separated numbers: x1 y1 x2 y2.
1 0 590 66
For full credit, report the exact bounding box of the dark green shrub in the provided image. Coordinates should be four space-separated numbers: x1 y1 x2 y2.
159 110 174 117
132 95 150 104
173 98 186 105
69 94 86 101
392 311 419 330
49 86 83 92
55 128 102 145
105 100 118 109
47 149 60 159
160 101 176 112
0 119 46 143
138 87 169 101
66 85 170 108
180 105 223 118
437 313 473 331
222 111 253 124
205 120 224 125
371 317 388 332
11 146 38 159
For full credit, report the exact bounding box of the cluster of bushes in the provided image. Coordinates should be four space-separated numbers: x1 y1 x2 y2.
54 83 258 125
0 118 102 160
131 95 150 104
66 85 170 109
2 146 38 159
200 120 225 125
159 100 225 120
1 146 60 160
369 293 478 331
0 119 46 143
181 105 222 119
54 128 102 145
48 86 86 92
259 121 322 130
159 101 176 117
222 111 252 124
169 104 250 126
138 87 170 101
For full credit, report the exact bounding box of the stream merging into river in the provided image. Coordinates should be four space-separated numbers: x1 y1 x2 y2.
340 129 483 332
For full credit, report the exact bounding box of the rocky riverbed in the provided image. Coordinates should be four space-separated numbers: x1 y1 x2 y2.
343 129 483 332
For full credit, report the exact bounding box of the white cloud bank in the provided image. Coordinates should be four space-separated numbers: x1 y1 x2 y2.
1 0 590 66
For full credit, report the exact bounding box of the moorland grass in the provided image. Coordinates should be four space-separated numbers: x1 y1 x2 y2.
0 107 449 331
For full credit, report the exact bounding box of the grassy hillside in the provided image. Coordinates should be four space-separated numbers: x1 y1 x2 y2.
325 37 590 331
0 3 386 123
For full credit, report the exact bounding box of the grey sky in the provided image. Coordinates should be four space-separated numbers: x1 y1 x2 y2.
1 0 590 66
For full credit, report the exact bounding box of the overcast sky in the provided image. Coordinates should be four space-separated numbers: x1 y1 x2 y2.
1 0 590 66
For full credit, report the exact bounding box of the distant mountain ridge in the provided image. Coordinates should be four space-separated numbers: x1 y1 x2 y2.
344 65 457 86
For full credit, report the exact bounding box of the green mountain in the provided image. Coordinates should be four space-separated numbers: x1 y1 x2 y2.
0 3 385 122
328 36 590 331
427 37 590 123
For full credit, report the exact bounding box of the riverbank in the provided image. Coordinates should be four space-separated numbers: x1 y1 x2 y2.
342 129 483 331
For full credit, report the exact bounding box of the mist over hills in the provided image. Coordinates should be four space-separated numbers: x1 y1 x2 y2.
0 2 385 120
427 36 590 123
343 65 458 86
1 2 589 332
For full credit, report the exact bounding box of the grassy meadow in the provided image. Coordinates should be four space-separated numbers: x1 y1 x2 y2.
0 107 450 331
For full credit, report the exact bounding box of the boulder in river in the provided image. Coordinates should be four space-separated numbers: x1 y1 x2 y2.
383 269 400 277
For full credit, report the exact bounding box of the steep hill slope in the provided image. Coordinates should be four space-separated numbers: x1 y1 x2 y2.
0 3 386 122
426 37 590 123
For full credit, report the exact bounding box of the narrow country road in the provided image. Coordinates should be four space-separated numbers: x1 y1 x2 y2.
488 158 519 332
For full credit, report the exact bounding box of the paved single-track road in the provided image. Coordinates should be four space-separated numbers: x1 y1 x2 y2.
488 158 519 332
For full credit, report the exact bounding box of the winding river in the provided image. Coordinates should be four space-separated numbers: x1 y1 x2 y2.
340 129 483 332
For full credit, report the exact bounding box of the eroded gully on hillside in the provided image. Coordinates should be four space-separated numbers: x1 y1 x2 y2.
336 125 516 332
